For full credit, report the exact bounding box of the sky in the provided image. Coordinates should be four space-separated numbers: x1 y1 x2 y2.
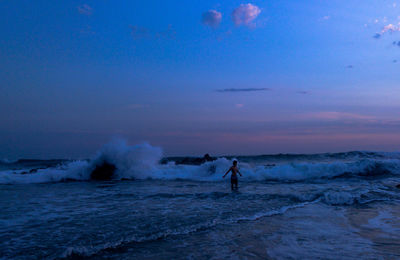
1 0 400 159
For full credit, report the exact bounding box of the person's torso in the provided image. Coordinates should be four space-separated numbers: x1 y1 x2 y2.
231 166 238 178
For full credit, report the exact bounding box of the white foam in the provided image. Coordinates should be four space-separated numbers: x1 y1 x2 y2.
1 140 400 184
0 161 89 184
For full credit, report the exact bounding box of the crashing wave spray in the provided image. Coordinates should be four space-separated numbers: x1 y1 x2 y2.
89 140 163 180
1 140 400 184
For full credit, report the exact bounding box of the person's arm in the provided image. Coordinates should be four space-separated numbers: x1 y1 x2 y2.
238 169 242 177
223 167 232 178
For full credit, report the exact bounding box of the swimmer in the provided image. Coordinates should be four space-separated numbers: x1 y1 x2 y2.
223 160 242 190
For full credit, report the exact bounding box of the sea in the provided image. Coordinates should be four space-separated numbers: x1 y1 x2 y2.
1 141 399 259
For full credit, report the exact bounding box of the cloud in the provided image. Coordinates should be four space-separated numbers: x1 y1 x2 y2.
393 41 400 46
297 91 309 95
318 16 331 22
130 25 176 40
78 4 92 16
232 3 261 27
382 23 400 33
235 104 244 108
375 23 400 38
299 112 375 121
217 88 270 92
130 25 150 40
373 33 381 39
202 10 222 28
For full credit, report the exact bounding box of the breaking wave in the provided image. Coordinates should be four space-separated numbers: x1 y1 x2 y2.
1 140 400 184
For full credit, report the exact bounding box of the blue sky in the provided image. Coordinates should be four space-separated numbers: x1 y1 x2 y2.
1 0 400 158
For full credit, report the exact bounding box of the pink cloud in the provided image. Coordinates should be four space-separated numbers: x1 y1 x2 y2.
382 23 400 33
374 22 400 38
232 3 261 27
154 130 400 154
235 104 244 108
78 4 92 16
299 112 375 121
202 10 222 28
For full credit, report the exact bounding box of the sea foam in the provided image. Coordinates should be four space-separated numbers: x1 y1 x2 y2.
1 140 400 184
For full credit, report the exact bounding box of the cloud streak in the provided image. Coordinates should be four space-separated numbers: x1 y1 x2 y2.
297 91 309 95
202 10 222 28
78 4 92 16
232 4 261 27
130 25 176 40
373 33 381 39
299 112 375 121
217 88 270 93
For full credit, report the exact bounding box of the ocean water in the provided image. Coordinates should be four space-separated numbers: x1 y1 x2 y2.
1 141 400 259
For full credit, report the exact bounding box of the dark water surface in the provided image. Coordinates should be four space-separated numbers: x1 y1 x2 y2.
1 177 399 259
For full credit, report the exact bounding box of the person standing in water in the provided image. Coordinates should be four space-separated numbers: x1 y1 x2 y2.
223 160 242 190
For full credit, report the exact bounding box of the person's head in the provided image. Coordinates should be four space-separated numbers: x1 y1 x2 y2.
233 160 237 166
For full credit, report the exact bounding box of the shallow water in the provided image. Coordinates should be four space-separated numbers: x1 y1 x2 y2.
1 177 399 259
1 144 400 259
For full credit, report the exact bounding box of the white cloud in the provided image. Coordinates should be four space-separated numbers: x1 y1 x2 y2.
232 3 261 27
202 10 222 28
217 88 270 92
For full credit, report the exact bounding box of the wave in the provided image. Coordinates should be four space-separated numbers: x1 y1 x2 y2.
63 192 398 259
164 151 400 165
60 199 318 259
1 140 400 184
0 158 18 164
143 189 399 208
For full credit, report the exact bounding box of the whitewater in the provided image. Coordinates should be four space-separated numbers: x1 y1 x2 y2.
1 140 399 259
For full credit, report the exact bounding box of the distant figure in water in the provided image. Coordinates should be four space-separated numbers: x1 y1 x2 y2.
223 160 242 190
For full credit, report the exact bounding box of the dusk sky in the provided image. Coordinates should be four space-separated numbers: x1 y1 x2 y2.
1 0 400 159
